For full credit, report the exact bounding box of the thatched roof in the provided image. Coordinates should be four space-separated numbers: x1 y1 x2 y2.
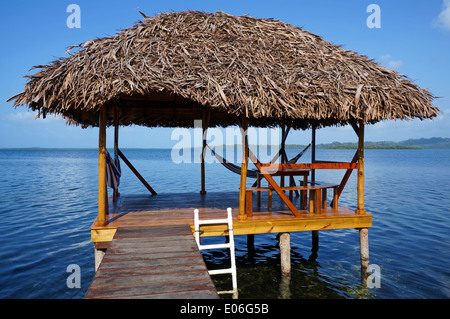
8 11 440 129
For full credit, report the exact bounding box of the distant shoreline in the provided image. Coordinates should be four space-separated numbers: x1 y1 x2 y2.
1 137 449 150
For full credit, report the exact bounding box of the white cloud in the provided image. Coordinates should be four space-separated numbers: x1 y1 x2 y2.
3 111 36 123
2 110 60 125
433 0 450 31
380 54 403 70
388 60 403 69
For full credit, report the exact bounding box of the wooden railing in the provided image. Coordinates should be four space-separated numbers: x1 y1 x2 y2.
260 162 359 170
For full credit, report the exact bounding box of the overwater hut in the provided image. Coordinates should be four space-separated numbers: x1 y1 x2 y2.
8 11 439 297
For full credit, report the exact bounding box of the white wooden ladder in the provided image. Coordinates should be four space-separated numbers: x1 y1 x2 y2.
194 207 238 298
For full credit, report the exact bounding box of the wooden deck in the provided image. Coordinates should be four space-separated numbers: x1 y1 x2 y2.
87 191 371 299
91 192 372 243
85 224 219 299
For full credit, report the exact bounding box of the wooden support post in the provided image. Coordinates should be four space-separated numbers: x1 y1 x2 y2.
113 104 120 201
308 190 315 214
97 106 108 227
359 227 370 275
356 119 369 275
311 126 319 257
256 174 261 206
332 186 338 209
321 188 327 209
311 125 316 182
279 232 291 275
356 120 366 215
200 109 211 195
280 124 286 188
245 189 253 217
238 115 249 220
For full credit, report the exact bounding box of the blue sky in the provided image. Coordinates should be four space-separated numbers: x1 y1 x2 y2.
1 0 449 148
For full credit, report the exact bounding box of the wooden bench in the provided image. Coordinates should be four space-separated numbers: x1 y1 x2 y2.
246 182 339 216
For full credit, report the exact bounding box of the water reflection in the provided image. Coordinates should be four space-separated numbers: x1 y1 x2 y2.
278 273 291 299
200 233 376 299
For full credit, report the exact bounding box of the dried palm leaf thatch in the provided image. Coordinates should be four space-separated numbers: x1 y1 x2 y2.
8 11 440 129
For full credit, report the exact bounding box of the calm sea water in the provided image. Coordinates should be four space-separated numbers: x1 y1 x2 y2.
0 148 448 299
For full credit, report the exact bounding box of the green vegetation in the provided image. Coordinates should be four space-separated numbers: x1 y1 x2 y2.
285 137 450 149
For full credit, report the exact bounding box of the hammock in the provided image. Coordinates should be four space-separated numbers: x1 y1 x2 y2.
106 150 121 190
206 144 310 178
207 145 260 178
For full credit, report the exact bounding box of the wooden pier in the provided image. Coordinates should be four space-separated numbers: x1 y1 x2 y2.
86 192 371 298
90 192 372 243
85 224 219 299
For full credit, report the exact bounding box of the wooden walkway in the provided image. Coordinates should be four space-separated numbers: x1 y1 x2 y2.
90 193 372 243
85 224 219 299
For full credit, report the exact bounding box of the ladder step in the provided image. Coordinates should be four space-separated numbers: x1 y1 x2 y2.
196 218 230 225
209 268 234 276
198 243 232 250
194 208 238 298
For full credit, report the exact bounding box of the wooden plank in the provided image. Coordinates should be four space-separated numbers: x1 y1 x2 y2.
101 251 204 262
113 225 192 238
261 162 359 170
94 263 208 278
89 270 212 289
91 228 117 242
85 278 217 299
86 225 218 299
247 183 338 192
118 289 219 299
110 234 194 244
193 207 372 236
105 244 199 255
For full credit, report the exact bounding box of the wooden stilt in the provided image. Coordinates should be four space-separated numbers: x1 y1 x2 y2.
359 228 369 275
97 106 107 227
279 232 291 275
356 120 369 275
311 126 318 253
238 115 249 220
